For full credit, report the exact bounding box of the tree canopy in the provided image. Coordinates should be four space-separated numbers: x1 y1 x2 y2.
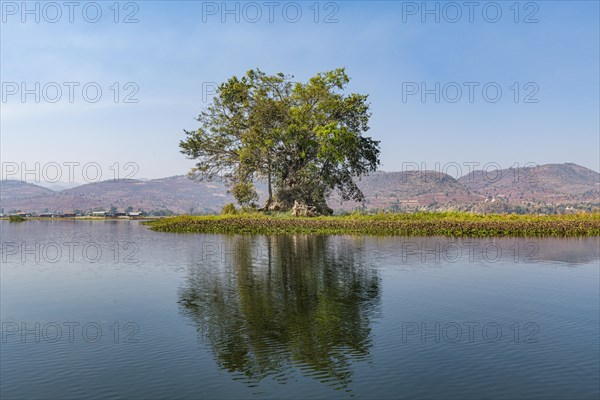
180 68 380 214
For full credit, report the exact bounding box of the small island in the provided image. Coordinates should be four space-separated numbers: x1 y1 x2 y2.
145 212 600 237
144 69 600 238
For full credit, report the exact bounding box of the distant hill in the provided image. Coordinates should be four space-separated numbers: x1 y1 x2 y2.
35 181 83 191
0 176 240 214
330 171 483 210
1 163 598 214
0 180 55 200
459 163 600 203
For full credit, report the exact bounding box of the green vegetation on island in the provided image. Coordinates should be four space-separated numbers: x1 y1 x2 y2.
144 212 600 237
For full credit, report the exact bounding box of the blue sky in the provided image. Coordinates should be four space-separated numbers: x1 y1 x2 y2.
1 0 599 183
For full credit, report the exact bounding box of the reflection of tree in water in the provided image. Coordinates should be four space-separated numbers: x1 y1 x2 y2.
178 235 381 389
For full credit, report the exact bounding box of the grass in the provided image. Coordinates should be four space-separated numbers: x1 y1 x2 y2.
144 211 600 237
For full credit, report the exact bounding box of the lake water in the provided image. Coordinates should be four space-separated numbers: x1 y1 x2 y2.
1 220 599 399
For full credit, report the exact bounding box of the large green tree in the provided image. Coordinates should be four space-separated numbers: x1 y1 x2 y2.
180 68 380 214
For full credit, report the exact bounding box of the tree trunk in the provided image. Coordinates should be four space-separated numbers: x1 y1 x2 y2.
266 165 273 209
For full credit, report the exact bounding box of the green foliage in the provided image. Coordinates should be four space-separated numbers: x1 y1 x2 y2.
231 180 258 206
180 68 380 214
240 204 259 214
147 209 175 216
145 212 600 237
221 203 237 215
9 215 26 222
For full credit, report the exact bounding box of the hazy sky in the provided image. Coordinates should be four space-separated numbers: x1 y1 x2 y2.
1 1 599 184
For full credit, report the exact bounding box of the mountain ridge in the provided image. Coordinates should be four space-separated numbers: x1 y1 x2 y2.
1 163 598 214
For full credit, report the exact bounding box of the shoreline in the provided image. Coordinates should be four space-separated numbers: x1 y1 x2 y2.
143 212 600 237
2 216 162 221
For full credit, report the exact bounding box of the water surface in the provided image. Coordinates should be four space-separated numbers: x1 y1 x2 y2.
1 221 598 399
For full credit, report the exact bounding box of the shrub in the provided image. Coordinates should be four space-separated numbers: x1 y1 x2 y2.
221 203 237 215
240 204 259 214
